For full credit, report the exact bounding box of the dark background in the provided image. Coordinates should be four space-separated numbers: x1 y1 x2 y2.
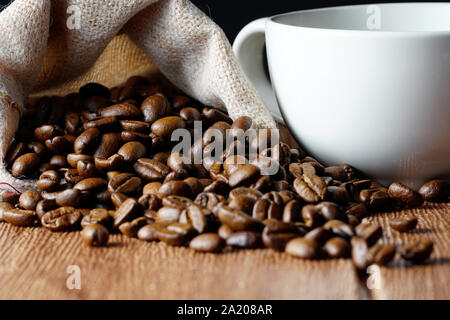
0 0 418 41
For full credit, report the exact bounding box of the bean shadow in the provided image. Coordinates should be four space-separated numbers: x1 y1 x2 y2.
388 256 450 269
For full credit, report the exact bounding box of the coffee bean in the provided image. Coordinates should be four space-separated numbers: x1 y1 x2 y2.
202 108 232 124
324 237 350 258
34 125 62 142
99 103 141 119
351 237 369 270
74 177 107 191
229 194 257 215
156 206 182 223
81 223 109 246
228 164 260 188
64 168 84 185
217 224 233 239
388 182 423 208
230 116 253 138
324 166 348 182
118 141 147 163
158 222 194 246
367 243 396 266
41 207 82 231
108 173 142 195
359 188 390 211
3 209 36 226
74 128 100 154
252 198 281 221
120 120 151 133
12 153 40 177
418 180 450 202
93 133 121 159
226 231 262 249
151 116 186 138
67 153 93 168
262 220 299 251
4 141 26 167
186 204 208 233
218 205 264 232
195 192 227 211
355 223 383 246
81 208 112 228
94 154 124 171
323 220 354 238
389 218 418 232
55 188 81 207
190 233 225 252
19 190 41 210
141 94 169 123
158 180 193 199
304 227 332 245
0 201 13 221
345 203 368 220
294 174 327 203
285 238 320 259
113 198 141 228
134 158 170 181
119 216 152 237
83 116 118 131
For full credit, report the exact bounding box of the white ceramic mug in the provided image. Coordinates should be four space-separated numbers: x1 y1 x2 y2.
233 3 450 187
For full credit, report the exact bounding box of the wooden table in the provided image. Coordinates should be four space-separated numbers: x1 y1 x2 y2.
0 202 448 299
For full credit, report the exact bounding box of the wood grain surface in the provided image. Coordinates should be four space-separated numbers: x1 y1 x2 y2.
0 203 448 300
366 202 450 300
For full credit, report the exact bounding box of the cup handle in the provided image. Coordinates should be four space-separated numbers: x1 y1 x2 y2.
232 18 283 122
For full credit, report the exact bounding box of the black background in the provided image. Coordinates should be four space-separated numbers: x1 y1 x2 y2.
0 0 417 41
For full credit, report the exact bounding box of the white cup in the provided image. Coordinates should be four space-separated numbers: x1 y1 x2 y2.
233 3 450 187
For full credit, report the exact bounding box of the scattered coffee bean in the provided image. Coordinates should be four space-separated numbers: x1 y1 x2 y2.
3 208 36 226
388 182 423 208
400 240 434 263
190 233 225 253
285 238 320 259
81 223 109 246
418 180 450 202
389 218 418 232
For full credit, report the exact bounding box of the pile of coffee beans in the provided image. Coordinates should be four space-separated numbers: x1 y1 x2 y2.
1 75 449 270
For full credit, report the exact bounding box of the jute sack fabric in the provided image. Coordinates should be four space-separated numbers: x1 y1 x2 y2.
0 0 276 192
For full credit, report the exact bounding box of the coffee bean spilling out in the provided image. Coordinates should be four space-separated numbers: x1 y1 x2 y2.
2 75 448 271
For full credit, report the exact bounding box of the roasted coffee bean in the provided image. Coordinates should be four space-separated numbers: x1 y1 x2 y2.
324 166 348 182
64 168 84 185
355 223 382 246
44 135 71 154
301 205 320 228
76 160 96 178
158 180 193 199
323 220 354 238
120 120 150 133
229 116 253 138
159 222 195 246
229 187 262 201
99 103 140 119
94 154 124 171
151 116 186 138
111 192 128 208
304 227 332 245
0 201 13 221
41 207 82 231
108 173 142 195
250 176 271 193
228 194 256 215
218 205 264 232
74 128 100 154
162 195 193 209
367 243 396 266
81 208 112 228
228 164 260 188
389 218 418 232
134 158 171 181
324 237 350 258
48 155 67 169
119 216 151 237
121 130 151 144
262 220 299 251
252 198 281 221
226 231 262 249
81 223 109 247
142 182 162 195
351 237 369 270
19 190 42 210
117 141 147 163
190 233 225 253
418 180 450 202
27 141 48 158
388 182 423 208
74 177 107 191
326 186 350 205
93 133 121 159
186 204 208 233
12 153 40 177
285 238 320 259
157 206 184 223
83 116 118 131
113 198 141 228
183 177 203 197
3 209 36 226
138 193 161 211
35 199 57 219
217 224 233 239
179 107 201 126
294 174 327 203
141 94 169 123
137 222 167 241
359 188 390 211
67 153 93 168
34 125 62 142
202 108 232 124
345 203 368 220
194 192 226 211
55 188 81 207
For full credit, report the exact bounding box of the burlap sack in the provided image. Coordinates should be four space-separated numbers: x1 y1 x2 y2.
0 0 276 192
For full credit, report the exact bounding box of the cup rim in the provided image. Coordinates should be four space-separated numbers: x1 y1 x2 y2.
268 2 450 36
